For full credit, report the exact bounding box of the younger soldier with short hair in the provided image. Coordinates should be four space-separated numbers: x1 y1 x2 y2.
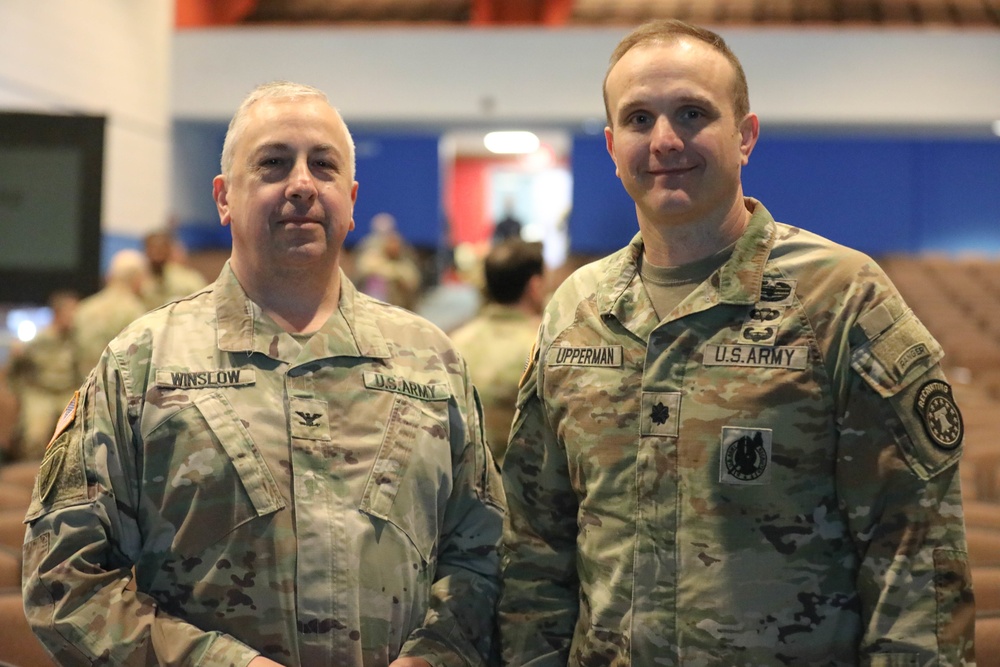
499 19 974 666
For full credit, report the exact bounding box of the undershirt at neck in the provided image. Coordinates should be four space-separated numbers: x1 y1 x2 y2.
639 242 736 320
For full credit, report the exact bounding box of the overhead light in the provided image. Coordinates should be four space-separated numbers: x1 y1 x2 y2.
484 131 540 155
16 319 37 342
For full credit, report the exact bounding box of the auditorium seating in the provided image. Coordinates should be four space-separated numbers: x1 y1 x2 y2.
882 255 1000 666
0 589 56 667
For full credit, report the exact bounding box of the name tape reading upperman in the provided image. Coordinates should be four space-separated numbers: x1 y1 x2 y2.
548 346 623 367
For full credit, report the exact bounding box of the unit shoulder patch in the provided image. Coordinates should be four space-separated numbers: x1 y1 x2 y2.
913 380 963 450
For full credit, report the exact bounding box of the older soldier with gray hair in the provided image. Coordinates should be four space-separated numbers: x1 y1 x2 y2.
22 81 504 667
499 19 974 666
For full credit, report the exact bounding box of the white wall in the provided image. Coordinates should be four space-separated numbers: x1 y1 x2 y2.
172 25 1000 129
0 0 173 238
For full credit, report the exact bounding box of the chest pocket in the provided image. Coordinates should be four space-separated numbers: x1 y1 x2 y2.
358 391 452 565
142 392 285 557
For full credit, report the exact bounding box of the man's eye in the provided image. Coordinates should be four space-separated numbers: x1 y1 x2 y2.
627 112 651 126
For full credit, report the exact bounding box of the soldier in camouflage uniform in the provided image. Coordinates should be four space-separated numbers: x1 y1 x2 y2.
450 240 545 464
141 229 208 310
499 19 974 666
22 81 505 667
72 248 150 383
6 290 79 460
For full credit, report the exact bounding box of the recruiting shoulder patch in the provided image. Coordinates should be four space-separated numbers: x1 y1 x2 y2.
547 345 623 368
913 380 963 450
155 369 256 389
363 372 450 401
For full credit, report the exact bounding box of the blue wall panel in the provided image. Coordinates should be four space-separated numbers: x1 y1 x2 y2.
568 134 640 255
350 132 442 249
742 137 919 256
569 131 1000 258
915 140 1000 255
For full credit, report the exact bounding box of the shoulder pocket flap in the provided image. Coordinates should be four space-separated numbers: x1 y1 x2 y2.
851 310 944 398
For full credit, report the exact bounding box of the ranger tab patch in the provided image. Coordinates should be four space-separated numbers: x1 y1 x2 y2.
548 345 623 367
156 369 256 389
914 380 963 450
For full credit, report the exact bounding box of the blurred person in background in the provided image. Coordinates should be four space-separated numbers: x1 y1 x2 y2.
491 196 523 245
354 213 423 311
72 248 150 383
5 290 79 460
450 239 545 464
141 229 208 309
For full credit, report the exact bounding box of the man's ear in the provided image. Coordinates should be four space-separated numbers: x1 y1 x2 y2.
605 126 621 178
213 175 231 227
738 113 760 166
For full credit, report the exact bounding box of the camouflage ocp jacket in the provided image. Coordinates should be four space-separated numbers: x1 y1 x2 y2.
23 262 505 666
499 200 974 666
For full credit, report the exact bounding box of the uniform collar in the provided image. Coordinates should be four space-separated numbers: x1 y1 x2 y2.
479 303 535 322
213 261 389 362
598 198 777 338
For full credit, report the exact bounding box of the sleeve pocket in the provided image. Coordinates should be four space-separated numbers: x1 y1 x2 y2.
934 548 975 665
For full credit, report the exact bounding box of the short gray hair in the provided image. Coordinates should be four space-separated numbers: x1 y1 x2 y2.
219 81 356 181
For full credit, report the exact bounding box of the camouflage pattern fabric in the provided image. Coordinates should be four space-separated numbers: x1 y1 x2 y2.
450 304 540 464
142 261 209 310
499 199 974 666
22 261 505 666
73 282 149 383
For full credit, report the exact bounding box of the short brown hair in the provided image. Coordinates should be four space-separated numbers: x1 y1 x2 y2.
484 240 544 305
602 19 750 126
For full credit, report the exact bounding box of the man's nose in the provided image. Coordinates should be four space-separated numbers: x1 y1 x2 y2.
650 117 683 153
287 159 317 200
